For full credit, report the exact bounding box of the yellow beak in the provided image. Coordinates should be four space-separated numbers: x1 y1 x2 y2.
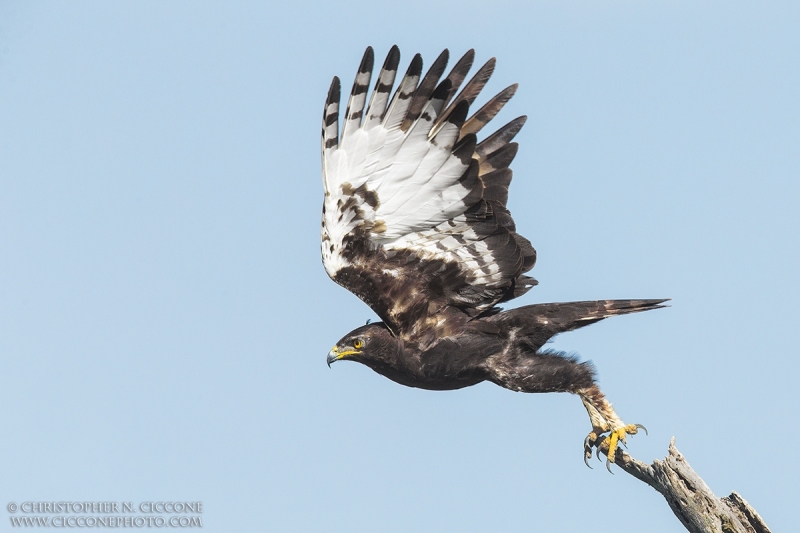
326 346 362 367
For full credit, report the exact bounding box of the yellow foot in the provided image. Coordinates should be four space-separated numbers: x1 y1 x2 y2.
583 424 647 472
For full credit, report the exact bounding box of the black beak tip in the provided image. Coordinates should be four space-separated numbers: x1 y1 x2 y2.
326 351 337 368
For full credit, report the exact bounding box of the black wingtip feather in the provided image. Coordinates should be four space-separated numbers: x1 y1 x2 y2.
386 45 400 68
360 47 375 74
408 53 423 78
327 76 341 103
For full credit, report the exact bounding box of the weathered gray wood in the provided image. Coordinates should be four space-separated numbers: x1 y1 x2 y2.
598 437 771 533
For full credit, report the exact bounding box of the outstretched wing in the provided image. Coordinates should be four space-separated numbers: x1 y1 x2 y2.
321 46 536 341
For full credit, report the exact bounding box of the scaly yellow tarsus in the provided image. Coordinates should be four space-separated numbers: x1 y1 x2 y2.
607 429 621 464
604 424 647 471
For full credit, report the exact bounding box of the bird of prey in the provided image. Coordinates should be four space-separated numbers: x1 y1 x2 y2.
321 46 666 469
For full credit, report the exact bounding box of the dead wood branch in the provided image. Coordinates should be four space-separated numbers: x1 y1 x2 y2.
598 437 771 533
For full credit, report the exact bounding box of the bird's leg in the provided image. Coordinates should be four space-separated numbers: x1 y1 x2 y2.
578 384 646 471
484 349 646 469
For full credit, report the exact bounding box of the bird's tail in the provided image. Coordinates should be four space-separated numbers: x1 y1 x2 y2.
489 298 669 338
563 299 670 323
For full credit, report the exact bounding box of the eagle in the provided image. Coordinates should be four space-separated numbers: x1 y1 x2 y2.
320 46 666 469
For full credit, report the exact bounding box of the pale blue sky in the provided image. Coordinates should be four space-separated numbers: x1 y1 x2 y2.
1 2 797 532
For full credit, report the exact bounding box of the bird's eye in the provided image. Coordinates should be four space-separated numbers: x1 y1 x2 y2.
353 339 364 349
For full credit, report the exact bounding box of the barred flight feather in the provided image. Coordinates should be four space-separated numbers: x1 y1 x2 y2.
476 116 527 160
440 49 474 108
364 45 400 130
401 49 449 132
341 47 374 143
462 84 518 136
321 46 536 340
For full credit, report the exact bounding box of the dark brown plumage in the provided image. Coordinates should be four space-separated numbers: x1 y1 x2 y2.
321 46 666 468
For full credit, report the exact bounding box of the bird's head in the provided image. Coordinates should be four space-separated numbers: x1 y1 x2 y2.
327 322 397 368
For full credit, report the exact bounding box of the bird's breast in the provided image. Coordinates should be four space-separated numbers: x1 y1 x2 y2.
362 340 492 391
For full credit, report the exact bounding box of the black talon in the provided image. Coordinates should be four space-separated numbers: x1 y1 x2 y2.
636 423 648 435
605 459 615 474
584 432 600 468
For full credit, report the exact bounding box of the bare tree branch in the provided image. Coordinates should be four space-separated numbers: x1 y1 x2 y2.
596 437 771 533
